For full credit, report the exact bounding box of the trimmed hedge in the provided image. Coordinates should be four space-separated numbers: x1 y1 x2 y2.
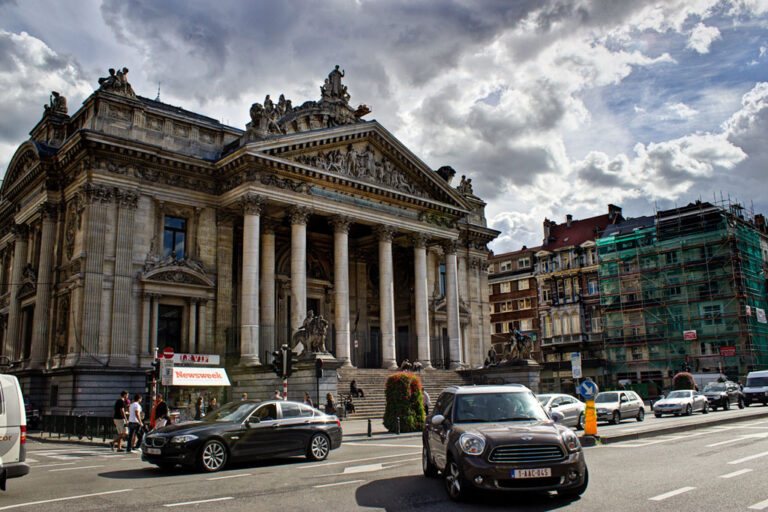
673 372 696 390
383 372 425 433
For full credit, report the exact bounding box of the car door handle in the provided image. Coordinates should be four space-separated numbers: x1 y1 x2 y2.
271 424 280 428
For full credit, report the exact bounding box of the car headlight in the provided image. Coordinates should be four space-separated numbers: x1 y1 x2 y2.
597 408 607 414
561 430 581 452
171 434 199 444
458 433 485 456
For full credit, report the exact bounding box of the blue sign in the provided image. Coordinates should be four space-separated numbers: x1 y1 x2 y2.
578 379 599 400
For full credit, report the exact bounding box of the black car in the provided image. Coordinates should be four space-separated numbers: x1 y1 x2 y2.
703 381 745 411
141 399 342 472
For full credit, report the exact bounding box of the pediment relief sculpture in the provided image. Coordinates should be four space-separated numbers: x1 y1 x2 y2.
293 145 426 198
142 254 214 287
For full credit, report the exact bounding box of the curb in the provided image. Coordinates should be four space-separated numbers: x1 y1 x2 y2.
342 432 421 441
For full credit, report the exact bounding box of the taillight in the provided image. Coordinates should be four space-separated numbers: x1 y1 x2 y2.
20 425 26 444
336 419 341 428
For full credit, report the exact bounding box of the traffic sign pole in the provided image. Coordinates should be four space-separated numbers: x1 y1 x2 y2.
578 379 599 436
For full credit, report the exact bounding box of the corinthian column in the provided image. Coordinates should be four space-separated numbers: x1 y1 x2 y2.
260 219 277 356
443 240 461 369
412 233 432 369
330 215 352 366
376 225 397 369
30 204 58 368
6 224 28 361
240 194 264 366
289 206 312 333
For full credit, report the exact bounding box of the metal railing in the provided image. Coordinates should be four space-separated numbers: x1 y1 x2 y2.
38 413 117 443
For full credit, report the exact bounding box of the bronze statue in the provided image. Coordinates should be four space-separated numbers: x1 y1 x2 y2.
292 310 330 354
503 330 533 361
44 91 68 115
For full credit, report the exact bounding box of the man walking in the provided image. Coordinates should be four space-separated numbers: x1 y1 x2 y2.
110 391 128 452
126 394 143 453
423 389 431 416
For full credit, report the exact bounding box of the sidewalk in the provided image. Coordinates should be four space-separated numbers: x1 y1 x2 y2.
340 418 420 440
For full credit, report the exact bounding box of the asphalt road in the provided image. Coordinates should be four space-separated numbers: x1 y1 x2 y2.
6 412 768 511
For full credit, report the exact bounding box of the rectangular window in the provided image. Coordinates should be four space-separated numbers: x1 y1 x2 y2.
542 288 551 302
518 279 530 291
439 264 446 297
163 216 187 259
500 260 512 271
702 304 723 326
488 284 494 296
587 279 599 295
520 318 532 331
591 316 602 332
499 282 511 293
665 251 678 265
518 257 530 268
517 298 532 310
494 303 501 313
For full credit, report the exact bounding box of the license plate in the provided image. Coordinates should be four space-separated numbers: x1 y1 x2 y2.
145 447 161 455
512 468 551 479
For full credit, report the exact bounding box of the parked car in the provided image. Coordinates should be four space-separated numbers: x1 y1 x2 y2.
702 381 744 411
22 397 40 430
422 385 588 501
653 390 709 417
743 370 768 407
0 374 30 482
594 390 645 424
537 394 586 429
141 399 342 472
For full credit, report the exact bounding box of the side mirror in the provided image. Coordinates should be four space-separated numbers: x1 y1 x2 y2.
247 417 260 427
550 410 565 424
431 414 445 426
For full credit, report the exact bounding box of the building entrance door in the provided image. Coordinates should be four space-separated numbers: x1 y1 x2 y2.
396 326 409 364
158 305 183 353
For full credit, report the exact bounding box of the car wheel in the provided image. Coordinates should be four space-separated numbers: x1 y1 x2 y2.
198 439 227 473
611 411 620 425
724 399 731 411
738 398 745 409
422 445 439 478
685 404 693 416
636 408 645 422
702 403 709 414
654 412 662 418
576 413 585 430
744 400 751 407
558 467 589 498
711 405 717 411
444 457 470 502
307 433 331 461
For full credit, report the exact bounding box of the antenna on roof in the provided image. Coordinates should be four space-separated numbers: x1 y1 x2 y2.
155 82 162 102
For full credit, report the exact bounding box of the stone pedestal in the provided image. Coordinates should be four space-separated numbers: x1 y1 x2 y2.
464 359 542 393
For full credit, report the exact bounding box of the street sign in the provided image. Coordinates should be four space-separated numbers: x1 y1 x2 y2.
578 379 599 400
160 358 174 385
578 378 600 436
163 347 175 359
683 330 697 340
720 345 736 357
170 353 220 365
570 352 582 379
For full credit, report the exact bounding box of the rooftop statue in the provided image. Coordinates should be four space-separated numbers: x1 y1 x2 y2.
457 175 474 195
97 67 136 97
43 91 68 116
321 65 350 103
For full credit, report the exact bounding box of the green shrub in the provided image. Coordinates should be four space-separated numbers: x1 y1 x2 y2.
673 372 696 390
383 372 425 433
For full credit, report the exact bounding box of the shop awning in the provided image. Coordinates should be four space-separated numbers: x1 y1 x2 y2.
170 368 231 386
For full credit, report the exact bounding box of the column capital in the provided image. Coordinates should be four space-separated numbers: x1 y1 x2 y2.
329 215 352 234
81 182 114 204
411 232 430 248
115 189 139 210
374 225 397 242
261 217 280 234
441 238 460 254
469 256 485 270
38 202 60 221
288 206 312 225
11 223 28 238
240 193 265 216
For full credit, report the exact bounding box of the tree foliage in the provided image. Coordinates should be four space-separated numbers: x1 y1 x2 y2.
673 372 696 390
383 372 425 433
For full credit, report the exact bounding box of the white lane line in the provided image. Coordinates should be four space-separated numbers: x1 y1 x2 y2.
164 497 234 507
728 451 768 465
0 488 132 510
295 451 420 469
49 465 104 472
343 463 384 474
313 479 364 488
28 462 76 469
344 442 421 448
708 433 768 447
721 469 753 479
649 487 696 501
207 473 252 481
749 497 768 510
25 459 37 463
708 438 748 448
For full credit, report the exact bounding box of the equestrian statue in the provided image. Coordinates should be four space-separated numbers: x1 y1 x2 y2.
291 310 330 354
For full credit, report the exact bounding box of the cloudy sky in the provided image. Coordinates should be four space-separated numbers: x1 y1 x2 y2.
1 0 767 252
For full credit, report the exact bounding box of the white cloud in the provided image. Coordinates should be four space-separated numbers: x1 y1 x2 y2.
687 23 721 54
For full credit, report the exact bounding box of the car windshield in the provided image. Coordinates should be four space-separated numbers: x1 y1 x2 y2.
453 392 549 423
666 391 691 399
747 377 768 387
703 383 726 392
200 401 256 423
595 392 619 403
536 395 552 405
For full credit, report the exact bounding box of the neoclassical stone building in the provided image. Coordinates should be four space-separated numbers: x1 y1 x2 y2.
0 67 497 413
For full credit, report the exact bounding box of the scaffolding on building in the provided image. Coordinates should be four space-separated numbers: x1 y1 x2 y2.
596 199 768 392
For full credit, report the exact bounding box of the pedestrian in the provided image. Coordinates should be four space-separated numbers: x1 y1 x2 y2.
423 389 431 416
241 392 248 400
126 394 143 453
325 392 337 415
194 396 204 420
152 394 169 429
303 392 314 408
412 361 423 373
273 389 283 400
209 397 217 412
349 379 365 398
110 390 128 452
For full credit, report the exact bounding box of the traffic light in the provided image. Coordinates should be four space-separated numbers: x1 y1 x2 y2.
285 349 299 378
315 358 323 378
152 359 160 379
271 350 282 377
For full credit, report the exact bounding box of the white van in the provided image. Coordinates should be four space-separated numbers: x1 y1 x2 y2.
0 374 29 482
743 370 768 407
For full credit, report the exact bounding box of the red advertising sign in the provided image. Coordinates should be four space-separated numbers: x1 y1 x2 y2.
683 330 697 340
719 345 736 357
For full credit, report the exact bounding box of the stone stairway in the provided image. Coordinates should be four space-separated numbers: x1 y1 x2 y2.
336 367 472 420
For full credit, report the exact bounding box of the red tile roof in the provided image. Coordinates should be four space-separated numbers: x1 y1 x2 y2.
544 214 618 250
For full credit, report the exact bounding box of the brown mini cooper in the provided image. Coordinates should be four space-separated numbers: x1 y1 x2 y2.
422 385 588 501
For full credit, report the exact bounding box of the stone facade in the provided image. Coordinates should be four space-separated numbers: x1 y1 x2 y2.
0 66 498 415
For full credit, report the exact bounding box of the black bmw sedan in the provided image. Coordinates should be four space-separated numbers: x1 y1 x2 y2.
141 399 342 472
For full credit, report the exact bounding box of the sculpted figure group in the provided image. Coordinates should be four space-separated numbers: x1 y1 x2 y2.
291 310 330 354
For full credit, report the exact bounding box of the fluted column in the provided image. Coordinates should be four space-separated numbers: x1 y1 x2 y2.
376 225 397 369
330 216 352 366
198 300 208 353
240 194 264 366
141 293 151 355
443 240 461 369
260 220 277 356
289 206 312 333
150 295 159 353
111 190 138 362
7 224 28 361
30 205 58 367
412 233 432 368
188 299 197 353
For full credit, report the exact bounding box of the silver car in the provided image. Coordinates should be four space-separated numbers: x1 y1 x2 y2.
653 390 709 417
537 394 586 429
595 390 646 424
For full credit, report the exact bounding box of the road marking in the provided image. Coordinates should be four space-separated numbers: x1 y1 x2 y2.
720 469 753 479
207 473 252 481
649 487 696 501
728 451 768 465
313 479 364 488
0 488 132 510
164 497 234 508
708 433 768 447
343 463 384 474
28 462 76 469
25 458 37 463
295 451 420 469
749 498 768 510
345 442 421 448
49 465 104 472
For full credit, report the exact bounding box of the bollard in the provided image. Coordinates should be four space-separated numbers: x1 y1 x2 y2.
396 416 400 435
367 418 372 437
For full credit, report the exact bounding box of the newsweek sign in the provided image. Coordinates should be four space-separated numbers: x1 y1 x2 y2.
683 330 698 341
167 353 220 365
171 368 231 386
